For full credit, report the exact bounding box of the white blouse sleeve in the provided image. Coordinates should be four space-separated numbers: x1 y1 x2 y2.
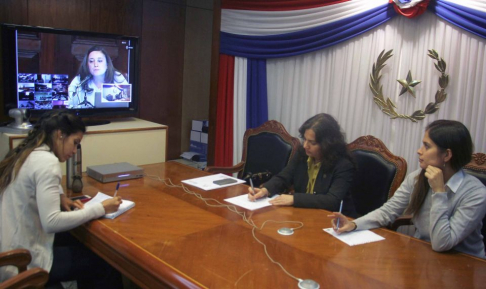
35 157 105 234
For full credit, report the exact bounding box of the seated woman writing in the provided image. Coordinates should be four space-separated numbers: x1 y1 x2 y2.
330 120 486 258
248 113 357 216
0 111 123 287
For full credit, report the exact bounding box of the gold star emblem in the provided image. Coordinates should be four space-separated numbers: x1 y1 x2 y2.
397 71 421 97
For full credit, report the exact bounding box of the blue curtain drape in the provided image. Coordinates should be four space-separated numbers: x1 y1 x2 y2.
246 58 268 129
431 0 486 39
220 4 396 59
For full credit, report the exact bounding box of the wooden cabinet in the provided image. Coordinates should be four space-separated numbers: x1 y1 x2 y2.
0 118 167 174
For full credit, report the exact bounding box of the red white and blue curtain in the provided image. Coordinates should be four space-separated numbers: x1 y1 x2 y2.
214 0 486 167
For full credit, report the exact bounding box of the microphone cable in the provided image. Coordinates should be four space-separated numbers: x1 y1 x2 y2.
144 174 306 284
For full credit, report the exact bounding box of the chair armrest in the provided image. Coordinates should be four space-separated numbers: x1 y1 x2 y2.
389 215 413 231
204 161 245 175
0 249 31 272
0 267 49 288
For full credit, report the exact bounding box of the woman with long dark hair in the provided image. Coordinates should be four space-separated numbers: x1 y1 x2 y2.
0 111 123 287
330 120 486 258
248 113 356 215
68 45 128 108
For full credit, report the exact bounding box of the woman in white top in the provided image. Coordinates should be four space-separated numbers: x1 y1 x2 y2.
68 45 128 108
329 120 486 258
0 110 123 287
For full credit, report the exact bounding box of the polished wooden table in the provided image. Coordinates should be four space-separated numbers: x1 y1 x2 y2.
68 162 486 288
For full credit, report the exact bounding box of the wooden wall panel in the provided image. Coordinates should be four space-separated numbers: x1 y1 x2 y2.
0 0 28 25
180 6 212 152
208 0 221 165
90 0 142 36
27 0 91 31
140 0 185 160
0 0 191 161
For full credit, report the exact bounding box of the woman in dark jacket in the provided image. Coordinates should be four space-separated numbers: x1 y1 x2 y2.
248 113 356 216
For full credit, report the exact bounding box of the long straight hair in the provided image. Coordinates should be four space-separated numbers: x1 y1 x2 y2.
78 46 124 91
405 120 473 215
0 111 86 193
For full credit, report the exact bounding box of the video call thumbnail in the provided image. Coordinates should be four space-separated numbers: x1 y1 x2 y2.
18 73 69 110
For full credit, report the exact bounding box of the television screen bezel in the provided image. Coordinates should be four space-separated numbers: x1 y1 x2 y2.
1 23 140 119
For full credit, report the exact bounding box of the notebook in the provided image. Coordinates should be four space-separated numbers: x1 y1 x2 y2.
85 192 135 219
323 228 385 246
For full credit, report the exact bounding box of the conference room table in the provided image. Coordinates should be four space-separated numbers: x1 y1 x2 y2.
68 162 486 288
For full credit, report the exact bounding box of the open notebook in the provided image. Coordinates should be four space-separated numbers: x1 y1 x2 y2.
85 192 135 219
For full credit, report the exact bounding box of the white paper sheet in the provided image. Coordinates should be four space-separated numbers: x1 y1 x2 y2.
85 192 135 219
181 173 246 191
323 228 385 246
224 194 277 211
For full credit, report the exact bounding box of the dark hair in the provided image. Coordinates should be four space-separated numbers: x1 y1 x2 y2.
298 113 352 169
78 46 123 91
405 120 473 215
0 110 86 192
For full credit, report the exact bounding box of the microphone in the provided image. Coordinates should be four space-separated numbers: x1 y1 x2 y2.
76 76 91 88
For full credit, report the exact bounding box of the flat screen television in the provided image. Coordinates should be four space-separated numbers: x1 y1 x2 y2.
1 23 140 125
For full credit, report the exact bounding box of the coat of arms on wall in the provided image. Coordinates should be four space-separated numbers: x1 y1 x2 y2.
369 49 449 122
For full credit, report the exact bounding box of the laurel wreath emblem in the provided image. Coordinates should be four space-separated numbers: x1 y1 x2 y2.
369 49 449 122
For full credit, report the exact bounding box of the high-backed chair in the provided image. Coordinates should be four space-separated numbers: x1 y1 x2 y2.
347 135 407 217
391 153 486 249
205 120 301 186
464 153 486 249
0 249 49 289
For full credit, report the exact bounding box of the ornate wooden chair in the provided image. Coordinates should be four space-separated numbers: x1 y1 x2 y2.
0 249 49 289
390 152 486 250
347 135 407 217
205 120 301 186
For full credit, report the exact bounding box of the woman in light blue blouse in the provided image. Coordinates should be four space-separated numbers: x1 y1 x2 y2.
330 120 486 258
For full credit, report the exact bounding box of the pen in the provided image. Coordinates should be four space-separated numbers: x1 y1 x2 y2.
114 182 120 197
249 178 256 196
336 200 343 230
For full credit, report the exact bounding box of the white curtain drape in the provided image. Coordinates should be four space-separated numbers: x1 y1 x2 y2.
266 11 486 172
233 57 247 165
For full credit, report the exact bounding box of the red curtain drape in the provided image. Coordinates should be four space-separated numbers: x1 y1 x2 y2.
390 0 430 18
214 54 235 167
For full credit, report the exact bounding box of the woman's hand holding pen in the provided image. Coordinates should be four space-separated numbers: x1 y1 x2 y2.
102 197 122 214
247 186 294 206
328 212 355 234
248 187 269 202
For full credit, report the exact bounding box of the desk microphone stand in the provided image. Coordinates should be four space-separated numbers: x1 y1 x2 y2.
77 90 94 108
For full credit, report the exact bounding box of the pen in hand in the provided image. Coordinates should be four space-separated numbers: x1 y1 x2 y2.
249 178 256 196
114 182 120 197
336 200 343 230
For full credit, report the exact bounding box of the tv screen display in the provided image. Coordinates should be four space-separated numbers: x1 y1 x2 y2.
1 24 139 121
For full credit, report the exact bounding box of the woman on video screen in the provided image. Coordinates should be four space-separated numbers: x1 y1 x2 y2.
68 46 128 108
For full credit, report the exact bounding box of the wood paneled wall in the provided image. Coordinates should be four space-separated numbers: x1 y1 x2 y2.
0 0 188 160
